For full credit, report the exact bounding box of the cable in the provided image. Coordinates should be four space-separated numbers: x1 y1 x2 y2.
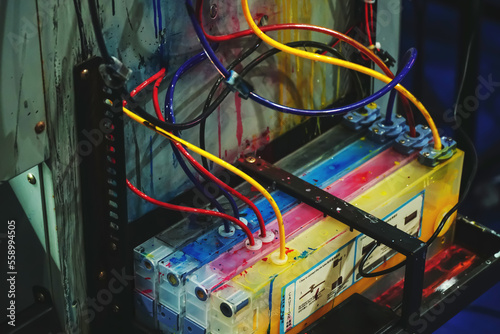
185 1 229 78
384 57 412 124
156 0 163 35
199 37 263 170
199 40 366 167
196 0 415 134
160 54 240 233
163 53 269 237
126 179 255 245
88 0 113 64
126 68 234 233
370 3 375 41
384 90 398 125
125 2 414 133
365 2 374 47
428 33 478 245
123 106 287 261
239 0 440 149
321 26 355 56
246 48 417 115
127 69 166 103
156 82 235 234
359 33 479 278
186 1 419 123
126 43 415 171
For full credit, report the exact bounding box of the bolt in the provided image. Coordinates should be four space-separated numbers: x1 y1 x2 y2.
81 69 89 79
35 121 46 134
347 115 354 120
399 139 406 144
423 152 430 157
27 173 36 184
245 156 256 164
422 125 429 130
112 305 120 313
396 114 402 118
373 128 379 133
98 271 106 280
36 292 45 303
447 137 453 142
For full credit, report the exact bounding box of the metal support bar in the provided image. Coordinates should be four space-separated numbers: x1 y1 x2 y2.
238 156 427 329
401 245 426 328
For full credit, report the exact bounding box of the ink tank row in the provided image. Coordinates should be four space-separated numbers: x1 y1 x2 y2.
132 107 398 332
134 105 386 303
175 148 462 334
133 124 373 326
135 105 386 300
133 108 463 333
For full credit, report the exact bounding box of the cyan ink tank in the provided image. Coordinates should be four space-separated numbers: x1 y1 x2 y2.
133 237 174 329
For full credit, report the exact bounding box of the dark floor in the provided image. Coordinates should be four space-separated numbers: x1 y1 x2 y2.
400 1 500 332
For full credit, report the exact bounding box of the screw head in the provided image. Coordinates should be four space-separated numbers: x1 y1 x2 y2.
447 137 453 142
245 156 256 164
110 242 117 251
98 271 106 280
396 114 402 118
422 125 429 130
35 121 45 134
347 115 354 120
399 139 406 144
81 69 89 79
373 128 379 133
423 152 430 157
112 305 120 313
36 292 45 303
27 173 36 184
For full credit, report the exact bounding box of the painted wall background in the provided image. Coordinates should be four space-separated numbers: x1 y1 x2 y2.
101 0 358 221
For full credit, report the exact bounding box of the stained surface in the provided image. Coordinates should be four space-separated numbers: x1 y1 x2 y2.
105 0 358 221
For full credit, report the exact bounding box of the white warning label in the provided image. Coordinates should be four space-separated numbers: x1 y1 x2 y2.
279 191 425 333
280 240 355 333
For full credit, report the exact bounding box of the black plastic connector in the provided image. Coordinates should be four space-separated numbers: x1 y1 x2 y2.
225 70 254 99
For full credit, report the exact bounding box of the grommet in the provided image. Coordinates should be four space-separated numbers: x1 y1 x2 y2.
245 238 262 251
259 230 275 243
218 225 235 237
234 217 248 230
270 252 288 266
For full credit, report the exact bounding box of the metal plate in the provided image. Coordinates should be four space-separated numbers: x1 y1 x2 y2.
0 0 49 181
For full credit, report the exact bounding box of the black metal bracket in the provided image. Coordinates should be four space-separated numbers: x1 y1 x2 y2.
74 57 132 332
238 156 427 330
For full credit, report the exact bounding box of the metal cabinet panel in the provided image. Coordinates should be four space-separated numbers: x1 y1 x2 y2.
0 0 49 181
